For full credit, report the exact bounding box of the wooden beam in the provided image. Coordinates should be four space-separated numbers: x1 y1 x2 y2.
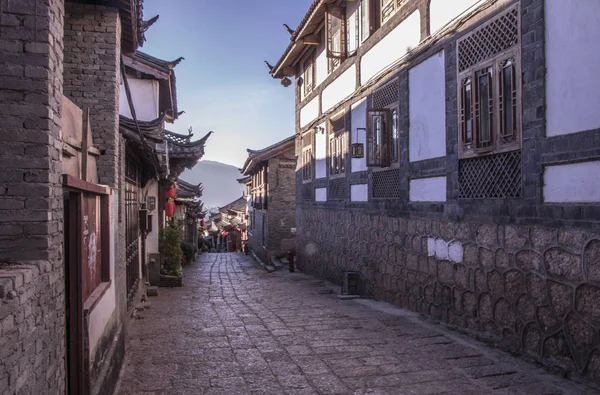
301 35 320 45
282 66 296 77
81 108 89 182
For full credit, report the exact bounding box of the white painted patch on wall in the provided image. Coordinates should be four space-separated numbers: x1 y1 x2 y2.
410 176 447 202
429 0 480 35
546 0 600 136
360 10 421 84
409 51 446 162
428 238 463 263
315 39 327 88
351 98 367 172
87 283 116 356
351 184 369 202
315 187 327 202
300 96 320 128
322 64 356 112
315 122 327 179
119 78 159 121
543 160 600 203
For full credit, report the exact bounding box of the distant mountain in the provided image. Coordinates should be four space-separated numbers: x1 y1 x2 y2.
180 160 245 208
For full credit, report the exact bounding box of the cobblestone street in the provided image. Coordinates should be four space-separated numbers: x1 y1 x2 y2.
117 253 597 395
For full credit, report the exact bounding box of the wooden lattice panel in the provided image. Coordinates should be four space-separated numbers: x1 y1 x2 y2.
331 116 345 133
328 178 347 200
459 151 522 198
371 168 401 199
302 183 314 201
302 131 313 148
371 78 399 109
458 7 519 72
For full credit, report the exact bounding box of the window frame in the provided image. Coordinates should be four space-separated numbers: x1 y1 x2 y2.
366 103 399 169
458 48 521 159
302 52 316 97
328 114 347 178
326 4 347 73
301 131 314 183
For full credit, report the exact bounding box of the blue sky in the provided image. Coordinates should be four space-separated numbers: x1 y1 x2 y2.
142 0 313 167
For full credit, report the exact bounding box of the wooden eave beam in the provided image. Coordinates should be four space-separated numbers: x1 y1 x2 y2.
301 34 320 45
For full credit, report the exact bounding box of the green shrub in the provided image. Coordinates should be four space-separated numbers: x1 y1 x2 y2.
180 241 196 265
159 223 183 277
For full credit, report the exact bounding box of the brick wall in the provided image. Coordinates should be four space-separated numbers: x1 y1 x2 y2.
63 2 121 189
62 4 127 394
267 152 297 255
0 0 66 392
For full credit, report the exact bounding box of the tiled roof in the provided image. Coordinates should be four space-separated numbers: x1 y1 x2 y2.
241 135 296 175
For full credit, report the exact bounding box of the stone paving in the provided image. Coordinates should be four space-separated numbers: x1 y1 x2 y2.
116 253 599 395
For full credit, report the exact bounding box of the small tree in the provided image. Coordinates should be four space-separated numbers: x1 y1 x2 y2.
159 222 184 277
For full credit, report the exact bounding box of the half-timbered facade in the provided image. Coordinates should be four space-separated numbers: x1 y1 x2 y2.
271 0 600 381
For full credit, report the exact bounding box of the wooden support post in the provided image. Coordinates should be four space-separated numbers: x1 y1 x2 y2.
81 108 90 182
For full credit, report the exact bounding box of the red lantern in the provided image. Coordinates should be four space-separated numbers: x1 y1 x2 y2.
165 185 176 199
164 201 176 217
200 219 205 227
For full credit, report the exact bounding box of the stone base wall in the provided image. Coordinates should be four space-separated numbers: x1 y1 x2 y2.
297 207 600 381
159 274 183 288
0 263 66 394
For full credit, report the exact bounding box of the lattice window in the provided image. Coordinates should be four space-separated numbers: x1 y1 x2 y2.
457 7 519 72
381 0 408 25
302 131 313 148
457 5 521 160
302 183 314 201
331 115 345 133
371 78 399 109
371 168 401 199
328 178 347 200
459 151 522 199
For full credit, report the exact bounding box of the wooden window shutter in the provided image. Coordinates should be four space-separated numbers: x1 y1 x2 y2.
366 109 391 167
326 5 347 60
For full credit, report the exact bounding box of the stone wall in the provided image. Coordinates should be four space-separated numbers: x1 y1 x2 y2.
0 0 67 393
297 208 600 380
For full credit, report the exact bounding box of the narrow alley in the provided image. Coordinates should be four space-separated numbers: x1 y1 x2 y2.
116 254 596 395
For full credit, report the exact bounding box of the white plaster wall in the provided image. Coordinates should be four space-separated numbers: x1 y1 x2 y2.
315 37 328 87
351 184 369 202
145 181 159 255
88 189 119 356
410 176 447 202
544 161 600 203
315 187 327 202
119 78 160 121
322 64 356 112
87 283 116 356
409 51 446 162
360 10 420 84
351 98 367 172
546 0 600 137
429 0 480 35
315 122 327 179
300 96 320 128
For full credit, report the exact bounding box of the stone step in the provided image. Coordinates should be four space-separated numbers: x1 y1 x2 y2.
146 286 159 297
